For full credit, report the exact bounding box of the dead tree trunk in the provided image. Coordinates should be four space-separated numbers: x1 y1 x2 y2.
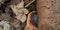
37 0 60 30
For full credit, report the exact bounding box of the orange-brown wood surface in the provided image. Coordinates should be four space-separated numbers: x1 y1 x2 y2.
37 0 60 30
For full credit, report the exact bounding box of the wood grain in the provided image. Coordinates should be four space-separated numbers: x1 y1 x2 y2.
37 0 60 30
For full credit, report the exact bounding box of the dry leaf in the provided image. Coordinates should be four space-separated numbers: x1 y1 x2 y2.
10 0 29 23
16 0 24 8
10 5 18 15
17 8 29 14
15 14 26 22
10 0 24 15
10 0 29 15
0 21 11 30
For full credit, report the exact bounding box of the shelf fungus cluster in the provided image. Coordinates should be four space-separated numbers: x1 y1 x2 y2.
0 0 37 30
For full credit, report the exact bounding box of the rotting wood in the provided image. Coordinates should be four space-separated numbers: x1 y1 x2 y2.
37 0 60 30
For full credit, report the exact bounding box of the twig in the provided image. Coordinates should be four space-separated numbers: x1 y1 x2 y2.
25 0 35 7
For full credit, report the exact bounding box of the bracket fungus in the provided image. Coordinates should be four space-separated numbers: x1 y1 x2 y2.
25 11 38 30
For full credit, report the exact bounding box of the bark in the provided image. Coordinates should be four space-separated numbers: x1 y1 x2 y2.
37 0 60 30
